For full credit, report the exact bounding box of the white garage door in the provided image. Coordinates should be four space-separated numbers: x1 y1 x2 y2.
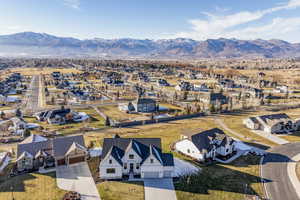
163 171 172 177
142 172 160 178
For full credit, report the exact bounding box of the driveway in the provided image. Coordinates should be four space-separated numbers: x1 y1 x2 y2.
144 178 177 200
252 130 289 145
56 162 101 200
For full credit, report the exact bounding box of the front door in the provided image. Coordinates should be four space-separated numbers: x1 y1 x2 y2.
130 163 134 172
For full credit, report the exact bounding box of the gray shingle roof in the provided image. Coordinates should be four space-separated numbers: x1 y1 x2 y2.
17 135 86 159
53 135 85 157
101 137 174 167
190 128 232 153
17 140 52 158
259 113 290 124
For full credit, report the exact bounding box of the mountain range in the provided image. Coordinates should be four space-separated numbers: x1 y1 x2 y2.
0 32 300 59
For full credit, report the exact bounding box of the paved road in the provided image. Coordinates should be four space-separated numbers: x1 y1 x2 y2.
56 162 101 200
24 75 42 113
144 178 177 200
261 142 300 200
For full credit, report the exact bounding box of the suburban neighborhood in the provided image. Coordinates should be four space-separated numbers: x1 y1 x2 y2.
1 1 300 200
0 57 300 200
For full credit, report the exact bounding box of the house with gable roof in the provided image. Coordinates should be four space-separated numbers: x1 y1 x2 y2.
16 134 88 172
174 128 235 161
99 135 174 179
243 113 300 134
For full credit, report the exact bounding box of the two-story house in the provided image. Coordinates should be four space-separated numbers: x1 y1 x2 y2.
174 128 235 161
244 113 300 134
99 135 174 179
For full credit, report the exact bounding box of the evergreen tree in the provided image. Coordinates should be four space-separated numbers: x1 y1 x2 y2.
105 116 111 126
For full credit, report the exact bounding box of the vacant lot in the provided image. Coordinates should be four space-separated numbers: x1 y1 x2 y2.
99 105 148 122
9 67 82 76
98 181 144 200
0 172 66 200
84 116 217 152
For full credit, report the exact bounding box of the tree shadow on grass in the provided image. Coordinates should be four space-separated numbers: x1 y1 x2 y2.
0 172 56 193
174 160 271 198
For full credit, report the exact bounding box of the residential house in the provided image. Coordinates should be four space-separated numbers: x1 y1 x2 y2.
199 92 228 105
157 79 170 87
35 108 88 124
244 113 300 134
99 135 174 179
175 81 193 91
174 128 235 161
16 135 87 172
119 98 157 113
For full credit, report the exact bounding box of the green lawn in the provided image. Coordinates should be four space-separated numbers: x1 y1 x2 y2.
98 181 144 200
0 172 66 200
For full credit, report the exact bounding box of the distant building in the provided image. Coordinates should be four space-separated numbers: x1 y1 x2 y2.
244 113 300 134
119 98 157 113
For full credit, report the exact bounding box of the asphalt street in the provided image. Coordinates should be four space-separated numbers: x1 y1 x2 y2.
261 142 300 200
24 75 41 113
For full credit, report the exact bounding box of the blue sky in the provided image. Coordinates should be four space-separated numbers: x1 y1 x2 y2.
1 0 300 42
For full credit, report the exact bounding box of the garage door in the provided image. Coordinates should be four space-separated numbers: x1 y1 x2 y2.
142 172 160 178
163 171 173 177
57 159 65 166
69 156 85 164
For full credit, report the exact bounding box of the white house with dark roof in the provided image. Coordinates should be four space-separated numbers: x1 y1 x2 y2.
174 128 235 161
119 98 157 113
244 113 300 134
99 135 174 179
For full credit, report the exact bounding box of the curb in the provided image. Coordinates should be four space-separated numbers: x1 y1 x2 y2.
260 155 270 200
287 154 300 199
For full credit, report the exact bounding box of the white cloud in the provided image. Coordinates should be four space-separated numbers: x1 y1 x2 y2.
63 0 80 9
171 0 300 42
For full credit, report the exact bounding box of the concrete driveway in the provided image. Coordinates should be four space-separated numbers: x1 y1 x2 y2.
56 162 101 200
144 178 177 200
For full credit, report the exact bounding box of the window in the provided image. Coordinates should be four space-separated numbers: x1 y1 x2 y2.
109 159 112 164
150 158 154 163
124 163 127 169
187 149 190 153
136 163 140 169
129 154 134 159
106 168 115 174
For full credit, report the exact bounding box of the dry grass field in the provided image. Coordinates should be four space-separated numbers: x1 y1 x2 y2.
8 67 82 76
84 116 265 200
0 172 66 200
98 181 144 200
